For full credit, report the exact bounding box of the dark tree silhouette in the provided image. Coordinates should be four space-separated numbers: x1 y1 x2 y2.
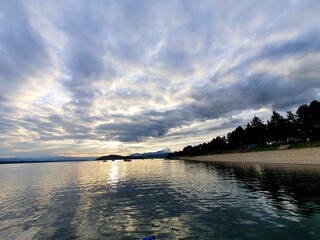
286 111 299 141
267 111 287 143
169 100 320 157
297 104 311 140
297 100 320 140
249 116 267 144
228 126 246 148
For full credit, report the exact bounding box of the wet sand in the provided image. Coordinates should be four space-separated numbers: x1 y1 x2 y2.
182 147 320 166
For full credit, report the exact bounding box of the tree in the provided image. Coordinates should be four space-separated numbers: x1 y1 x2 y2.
244 116 267 145
267 111 287 143
296 100 320 140
169 99 319 159
286 111 299 141
309 100 320 140
296 104 311 139
228 126 246 148
211 136 227 152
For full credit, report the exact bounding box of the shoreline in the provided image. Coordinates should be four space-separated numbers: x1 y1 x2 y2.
182 147 320 166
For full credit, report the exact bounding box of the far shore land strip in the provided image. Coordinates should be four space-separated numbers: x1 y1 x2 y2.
182 147 320 166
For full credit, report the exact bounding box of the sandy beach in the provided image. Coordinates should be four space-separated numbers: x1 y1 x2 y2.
182 147 320 166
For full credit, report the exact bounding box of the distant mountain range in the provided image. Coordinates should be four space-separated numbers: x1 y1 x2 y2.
96 148 171 160
0 156 95 164
0 149 171 163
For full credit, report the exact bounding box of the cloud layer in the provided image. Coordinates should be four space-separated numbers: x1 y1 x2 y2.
1 0 320 157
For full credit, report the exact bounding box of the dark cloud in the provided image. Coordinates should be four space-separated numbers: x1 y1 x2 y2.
190 72 320 117
260 29 320 59
96 121 167 142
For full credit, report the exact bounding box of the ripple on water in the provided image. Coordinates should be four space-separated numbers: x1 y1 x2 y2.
1 160 320 239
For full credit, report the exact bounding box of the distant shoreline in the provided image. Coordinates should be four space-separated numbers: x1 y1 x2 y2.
0 159 91 165
182 147 320 166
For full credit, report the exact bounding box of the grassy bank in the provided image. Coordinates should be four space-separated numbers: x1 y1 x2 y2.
288 141 320 149
245 141 320 152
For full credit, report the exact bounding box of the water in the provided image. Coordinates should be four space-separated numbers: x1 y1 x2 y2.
1 160 320 240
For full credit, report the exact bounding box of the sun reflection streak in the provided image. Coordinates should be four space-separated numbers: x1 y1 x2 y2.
109 161 120 184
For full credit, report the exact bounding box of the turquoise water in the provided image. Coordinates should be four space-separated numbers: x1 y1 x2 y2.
0 160 320 239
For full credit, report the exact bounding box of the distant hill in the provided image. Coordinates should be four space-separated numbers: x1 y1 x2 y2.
96 148 171 160
96 155 126 160
129 148 171 158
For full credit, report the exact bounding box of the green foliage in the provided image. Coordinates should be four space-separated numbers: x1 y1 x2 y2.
288 141 320 149
250 144 280 152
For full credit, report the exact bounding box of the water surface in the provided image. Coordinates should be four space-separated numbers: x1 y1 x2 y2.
1 160 320 239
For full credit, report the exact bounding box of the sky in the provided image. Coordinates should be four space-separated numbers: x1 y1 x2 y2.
0 0 320 158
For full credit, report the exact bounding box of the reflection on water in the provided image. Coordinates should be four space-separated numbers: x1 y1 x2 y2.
0 160 320 239
207 162 320 218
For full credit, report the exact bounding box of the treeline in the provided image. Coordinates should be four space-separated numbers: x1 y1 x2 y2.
168 100 320 157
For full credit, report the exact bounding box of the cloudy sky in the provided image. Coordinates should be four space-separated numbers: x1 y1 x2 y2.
0 0 320 158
